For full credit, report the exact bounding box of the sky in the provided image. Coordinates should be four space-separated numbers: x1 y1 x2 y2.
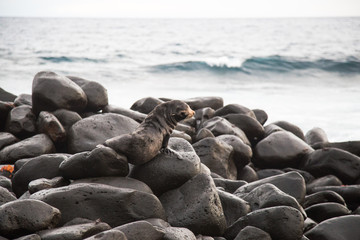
0 0 360 18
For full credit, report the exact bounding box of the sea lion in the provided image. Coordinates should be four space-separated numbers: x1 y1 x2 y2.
104 100 195 165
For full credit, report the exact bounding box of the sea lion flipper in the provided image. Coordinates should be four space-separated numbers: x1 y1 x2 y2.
161 133 170 149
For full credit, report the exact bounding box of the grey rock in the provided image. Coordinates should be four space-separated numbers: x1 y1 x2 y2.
130 137 200 196
103 104 146 123
171 130 192 143
234 226 271 240
68 76 108 112
283 168 315 184
306 175 343 193
0 88 16 102
160 173 226 236
114 220 164 240
0 134 55 164
32 71 87 114
242 183 306 217
71 176 153 194
216 135 252 171
130 97 164 114
234 171 306 204
68 113 138 153
304 217 317 233
5 105 36 138
223 114 265 145
195 107 215 126
218 189 251 227
214 104 256 119
84 229 127 240
304 148 360 184
12 154 69 197
305 202 350 223
257 169 285 179
253 131 313 169
0 101 14 131
272 120 306 141
236 165 258 182
30 183 165 227
193 137 236 180
13 234 41 240
252 109 268 125
14 94 32 107
312 140 360 157
213 178 247 193
0 199 61 238
303 190 346 209
195 129 215 142
201 117 250 145
308 185 360 211
0 186 16 206
305 127 328 146
184 96 223 111
0 175 12 191
60 145 129 180
28 176 70 194
224 206 304 240
38 222 111 240
263 123 284 137
0 132 18 151
37 111 66 143
163 227 197 240
305 215 360 240
52 109 82 132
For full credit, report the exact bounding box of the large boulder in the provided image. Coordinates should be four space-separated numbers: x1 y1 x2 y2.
184 96 223 110
253 131 313 169
242 183 305 217
224 206 304 240
0 199 61 238
130 138 201 196
223 114 265 145
52 109 82 132
83 229 127 240
12 153 69 197
5 105 36 138
200 117 250 145
60 145 129 180
304 148 360 184
305 202 350 223
234 226 271 240
303 190 346 209
193 137 236 180
160 173 226 236
163 226 197 240
14 93 32 107
28 176 70 194
130 97 164 114
0 186 16 206
114 220 165 240
71 176 153 194
38 222 111 240
30 183 166 227
68 113 138 153
103 104 146 123
252 109 268 125
67 76 108 112
305 127 328 146
36 111 66 143
0 132 18 151
0 134 55 164
305 215 360 240
214 104 256 119
234 171 306 204
312 141 360 157
0 88 17 102
32 71 87 114
272 120 306 141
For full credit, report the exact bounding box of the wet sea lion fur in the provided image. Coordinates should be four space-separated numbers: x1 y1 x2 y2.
104 100 195 165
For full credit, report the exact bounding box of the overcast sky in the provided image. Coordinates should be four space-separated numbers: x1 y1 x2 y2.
0 0 359 18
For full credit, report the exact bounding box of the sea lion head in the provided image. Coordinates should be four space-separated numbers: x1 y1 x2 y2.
167 100 195 122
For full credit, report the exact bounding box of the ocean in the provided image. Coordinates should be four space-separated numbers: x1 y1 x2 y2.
0 17 360 141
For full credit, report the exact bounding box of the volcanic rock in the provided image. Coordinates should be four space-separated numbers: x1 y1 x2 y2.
195 129 215 142
0 176 12 191
213 178 247 193
114 220 165 240
0 134 55 164
305 127 328 146
37 111 66 143
0 88 16 102
30 183 166 227
160 173 226 236
303 190 346 208
0 132 18 150
163 226 197 240
84 229 127 240
68 76 108 112
234 226 271 240
130 137 200 196
257 169 285 179
234 171 306 204
184 96 223 110
130 97 164 114
237 165 258 182
0 186 16 206
306 175 343 193
253 131 313 169
305 215 360 240
28 176 70 194
5 105 36 138
193 137 236 180
224 206 304 240
272 120 306 141
0 199 61 238
214 104 256 119
52 109 82 132
103 104 146 123
305 202 350 223
60 145 129 180
68 113 138 153
32 71 87 114
312 140 360 157
14 94 32 107
304 148 360 184
12 153 69 197
252 109 268 125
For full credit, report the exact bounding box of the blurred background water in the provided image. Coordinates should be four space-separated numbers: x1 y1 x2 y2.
0 17 359 141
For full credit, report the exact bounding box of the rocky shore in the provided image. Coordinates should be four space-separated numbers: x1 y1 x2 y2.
0 71 360 240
